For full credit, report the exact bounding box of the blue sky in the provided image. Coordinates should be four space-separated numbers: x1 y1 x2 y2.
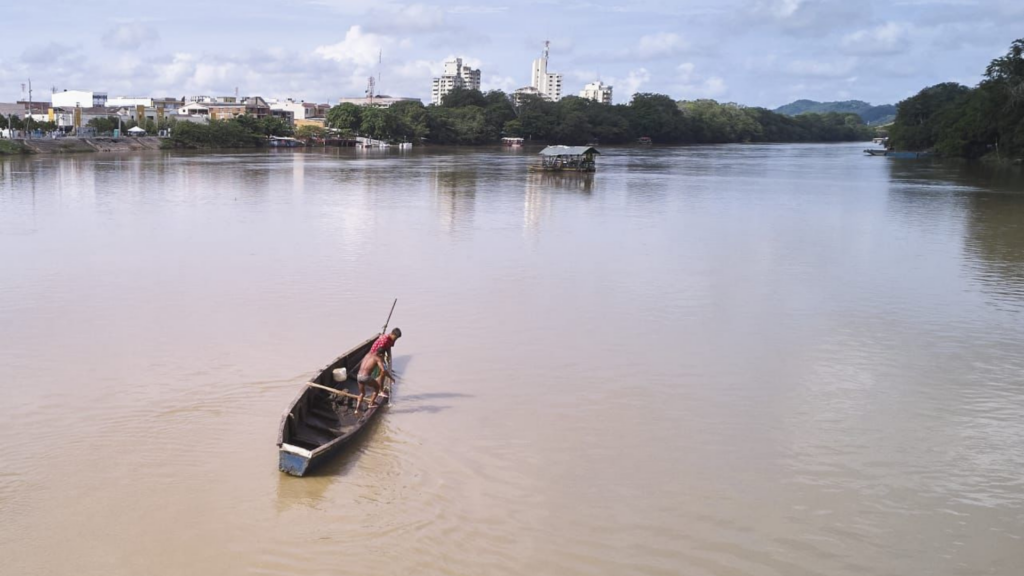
0 0 1021 108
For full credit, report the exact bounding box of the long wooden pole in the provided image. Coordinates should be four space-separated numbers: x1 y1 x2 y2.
381 298 397 334
380 298 397 405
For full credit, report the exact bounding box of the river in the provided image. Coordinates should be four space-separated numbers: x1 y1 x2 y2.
1 143 1022 576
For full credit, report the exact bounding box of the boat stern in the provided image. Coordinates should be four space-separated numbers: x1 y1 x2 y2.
279 444 313 476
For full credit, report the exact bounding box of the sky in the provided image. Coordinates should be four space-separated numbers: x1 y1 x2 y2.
0 0 1021 109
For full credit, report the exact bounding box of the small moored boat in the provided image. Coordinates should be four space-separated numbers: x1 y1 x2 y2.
268 136 305 148
277 336 392 476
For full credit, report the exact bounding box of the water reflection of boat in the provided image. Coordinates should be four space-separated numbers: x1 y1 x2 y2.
864 149 933 158
277 336 392 476
528 171 595 193
531 145 599 172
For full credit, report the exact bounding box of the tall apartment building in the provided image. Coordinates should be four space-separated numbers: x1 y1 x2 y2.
530 41 563 101
579 81 613 104
431 58 482 105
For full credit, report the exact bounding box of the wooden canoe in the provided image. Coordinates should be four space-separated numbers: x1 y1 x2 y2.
277 336 391 476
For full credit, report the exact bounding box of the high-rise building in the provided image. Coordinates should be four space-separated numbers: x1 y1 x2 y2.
530 41 563 101
431 58 482 105
579 81 613 104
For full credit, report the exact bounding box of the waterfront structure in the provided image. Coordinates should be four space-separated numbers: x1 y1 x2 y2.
535 145 600 172
336 96 421 109
107 97 182 122
579 81 612 104
177 101 247 120
530 42 562 101
431 58 482 105
51 90 107 108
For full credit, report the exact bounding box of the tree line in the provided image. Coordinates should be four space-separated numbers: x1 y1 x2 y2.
323 90 875 145
889 38 1024 160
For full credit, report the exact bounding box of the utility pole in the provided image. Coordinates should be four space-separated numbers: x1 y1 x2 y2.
27 78 33 139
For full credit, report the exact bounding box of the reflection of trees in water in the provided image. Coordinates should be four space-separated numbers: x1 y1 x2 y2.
432 167 476 234
963 192 1024 303
887 161 1024 304
523 172 593 232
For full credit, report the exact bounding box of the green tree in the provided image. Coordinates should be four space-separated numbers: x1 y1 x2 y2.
295 124 328 142
359 107 396 139
888 83 971 152
257 116 293 137
629 93 688 142
388 100 429 141
87 116 121 133
515 94 556 140
440 88 488 108
326 103 362 133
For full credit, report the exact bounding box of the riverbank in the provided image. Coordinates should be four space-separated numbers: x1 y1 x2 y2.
1 136 166 154
0 140 30 155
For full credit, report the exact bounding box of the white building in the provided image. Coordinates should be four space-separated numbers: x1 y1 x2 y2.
431 58 482 105
579 81 613 104
530 41 562 102
269 98 310 120
51 90 107 108
107 96 153 107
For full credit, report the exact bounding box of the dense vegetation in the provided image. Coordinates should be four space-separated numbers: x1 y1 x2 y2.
0 115 57 133
774 99 896 126
324 90 875 145
163 115 293 149
889 38 1024 160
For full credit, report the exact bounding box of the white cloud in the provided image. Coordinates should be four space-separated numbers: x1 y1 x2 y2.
747 0 865 34
102 22 159 50
21 42 80 65
448 5 509 14
635 32 688 59
674 63 728 99
612 68 650 100
785 58 858 78
314 26 409 67
483 74 516 92
363 3 449 33
677 62 697 82
841 22 912 55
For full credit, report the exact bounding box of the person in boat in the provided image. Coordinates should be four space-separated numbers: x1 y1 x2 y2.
370 327 402 356
355 349 394 412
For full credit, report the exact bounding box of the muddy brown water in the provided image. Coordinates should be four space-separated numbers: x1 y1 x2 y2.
1 144 1023 575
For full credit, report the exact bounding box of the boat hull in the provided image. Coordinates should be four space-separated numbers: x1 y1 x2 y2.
279 445 312 476
277 336 391 477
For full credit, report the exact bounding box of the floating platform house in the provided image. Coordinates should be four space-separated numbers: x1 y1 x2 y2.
535 145 599 172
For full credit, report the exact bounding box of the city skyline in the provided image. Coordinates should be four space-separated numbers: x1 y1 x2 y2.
0 0 1022 108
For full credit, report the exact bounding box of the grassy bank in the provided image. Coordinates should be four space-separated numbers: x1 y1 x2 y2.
0 140 30 155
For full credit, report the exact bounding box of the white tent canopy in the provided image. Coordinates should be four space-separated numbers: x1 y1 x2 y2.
127 126 146 134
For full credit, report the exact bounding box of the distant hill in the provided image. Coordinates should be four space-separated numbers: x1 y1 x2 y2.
774 99 896 126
